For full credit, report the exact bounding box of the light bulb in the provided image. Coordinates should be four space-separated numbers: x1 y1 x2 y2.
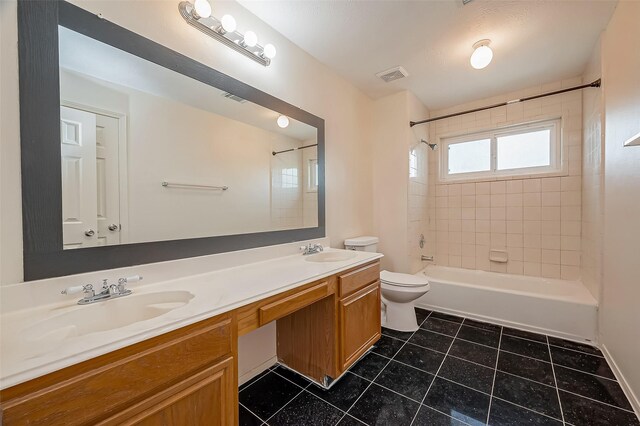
263 43 276 59
470 40 493 69
277 115 289 128
193 0 211 19
220 14 237 33
243 31 258 47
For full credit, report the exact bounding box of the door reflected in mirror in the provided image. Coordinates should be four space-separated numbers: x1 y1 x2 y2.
58 26 318 249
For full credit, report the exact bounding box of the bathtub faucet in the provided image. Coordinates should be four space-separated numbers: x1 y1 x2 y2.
421 255 434 262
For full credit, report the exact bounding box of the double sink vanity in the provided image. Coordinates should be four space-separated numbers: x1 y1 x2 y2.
0 248 382 424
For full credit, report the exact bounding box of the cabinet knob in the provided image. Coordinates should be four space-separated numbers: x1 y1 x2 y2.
84 229 95 237
108 224 119 231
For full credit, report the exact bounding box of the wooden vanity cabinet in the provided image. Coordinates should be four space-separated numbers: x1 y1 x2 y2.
0 313 237 426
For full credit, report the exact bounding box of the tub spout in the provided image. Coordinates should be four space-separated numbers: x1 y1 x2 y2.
421 255 434 262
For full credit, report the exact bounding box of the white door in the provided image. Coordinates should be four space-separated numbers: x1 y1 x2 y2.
95 114 121 246
61 106 97 249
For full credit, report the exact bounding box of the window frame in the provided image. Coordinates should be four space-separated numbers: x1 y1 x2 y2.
439 118 563 182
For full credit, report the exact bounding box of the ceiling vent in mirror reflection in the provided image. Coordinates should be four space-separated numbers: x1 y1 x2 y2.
178 0 277 66
222 92 247 103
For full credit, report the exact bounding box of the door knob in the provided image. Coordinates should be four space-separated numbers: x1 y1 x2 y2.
84 229 95 237
108 224 119 231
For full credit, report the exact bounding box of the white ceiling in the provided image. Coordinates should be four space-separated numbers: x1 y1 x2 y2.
238 0 617 110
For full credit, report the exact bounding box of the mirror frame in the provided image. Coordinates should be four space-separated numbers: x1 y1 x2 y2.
18 0 325 281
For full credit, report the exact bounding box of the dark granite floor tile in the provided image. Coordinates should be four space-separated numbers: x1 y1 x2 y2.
554 365 632 410
488 398 563 426
421 317 462 336
548 336 603 357
415 307 431 326
457 325 501 348
240 404 264 426
559 390 640 426
464 318 502 333
308 372 370 412
348 383 419 426
423 377 490 425
336 414 367 425
371 335 404 358
408 328 453 353
268 391 344 425
438 355 495 394
497 351 555 386
240 368 273 391
382 327 414 341
412 405 468 426
240 372 301 420
550 346 615 379
374 360 434 401
272 365 311 388
449 338 498 367
492 372 561 420
429 311 464 323
350 352 389 380
393 343 445 374
500 335 550 361
502 327 547 343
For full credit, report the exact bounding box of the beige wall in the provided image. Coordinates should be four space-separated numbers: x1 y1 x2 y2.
427 79 583 279
371 91 429 273
0 0 374 285
599 0 640 409
581 37 604 302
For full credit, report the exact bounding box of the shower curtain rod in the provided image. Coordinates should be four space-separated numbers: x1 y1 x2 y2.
409 79 601 128
272 143 318 156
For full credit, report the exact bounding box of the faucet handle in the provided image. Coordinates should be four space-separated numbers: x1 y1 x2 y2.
61 284 93 296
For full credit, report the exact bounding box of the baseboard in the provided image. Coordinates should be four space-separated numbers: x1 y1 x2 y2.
601 344 640 419
239 355 277 386
415 302 597 345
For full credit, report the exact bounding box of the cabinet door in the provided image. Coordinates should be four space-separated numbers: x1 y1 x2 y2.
339 281 381 372
100 357 236 426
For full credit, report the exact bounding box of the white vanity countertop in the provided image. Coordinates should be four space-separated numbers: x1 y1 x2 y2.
0 249 382 390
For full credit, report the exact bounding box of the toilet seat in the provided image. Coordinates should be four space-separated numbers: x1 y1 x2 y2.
380 270 430 288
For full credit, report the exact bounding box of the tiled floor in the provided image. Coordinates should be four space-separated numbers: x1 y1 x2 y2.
239 308 640 425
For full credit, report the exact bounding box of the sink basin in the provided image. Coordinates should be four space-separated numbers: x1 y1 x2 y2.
305 251 357 262
24 291 195 342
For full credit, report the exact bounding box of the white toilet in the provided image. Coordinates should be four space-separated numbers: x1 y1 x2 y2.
344 236 430 332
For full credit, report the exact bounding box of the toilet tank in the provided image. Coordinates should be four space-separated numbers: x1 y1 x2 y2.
344 236 379 252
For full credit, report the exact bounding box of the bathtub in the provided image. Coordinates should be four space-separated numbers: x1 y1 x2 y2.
415 265 598 343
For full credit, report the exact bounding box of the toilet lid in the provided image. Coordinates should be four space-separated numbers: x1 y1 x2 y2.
380 270 429 287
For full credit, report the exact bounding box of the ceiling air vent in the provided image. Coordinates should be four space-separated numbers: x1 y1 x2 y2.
221 92 247 103
462 0 474 4
375 66 409 83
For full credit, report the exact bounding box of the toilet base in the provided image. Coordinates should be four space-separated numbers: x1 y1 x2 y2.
381 297 419 332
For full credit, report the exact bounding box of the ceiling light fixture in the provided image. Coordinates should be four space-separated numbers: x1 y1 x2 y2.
178 0 277 67
470 39 493 70
277 115 290 128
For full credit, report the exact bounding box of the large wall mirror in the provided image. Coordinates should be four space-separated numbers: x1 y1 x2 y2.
18 1 325 280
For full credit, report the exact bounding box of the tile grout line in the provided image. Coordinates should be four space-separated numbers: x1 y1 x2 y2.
263 385 308 425
491 395 567 423
336 310 433 425
239 402 269 424
485 325 504 424
547 335 567 425
409 318 464 426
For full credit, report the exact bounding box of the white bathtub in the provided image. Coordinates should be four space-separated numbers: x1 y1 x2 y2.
415 265 598 343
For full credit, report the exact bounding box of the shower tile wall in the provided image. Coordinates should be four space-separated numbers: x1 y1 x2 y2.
427 78 583 280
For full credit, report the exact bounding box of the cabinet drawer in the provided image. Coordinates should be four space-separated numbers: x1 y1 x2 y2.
0 316 233 426
338 262 380 298
259 281 328 325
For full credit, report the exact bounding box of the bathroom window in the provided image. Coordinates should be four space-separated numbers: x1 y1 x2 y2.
307 159 318 192
409 149 419 178
440 118 562 181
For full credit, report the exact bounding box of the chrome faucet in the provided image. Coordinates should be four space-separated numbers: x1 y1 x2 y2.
61 275 143 305
301 243 324 255
421 255 434 262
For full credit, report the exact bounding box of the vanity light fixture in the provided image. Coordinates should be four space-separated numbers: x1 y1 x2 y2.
277 115 290 128
470 39 493 69
178 0 276 66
